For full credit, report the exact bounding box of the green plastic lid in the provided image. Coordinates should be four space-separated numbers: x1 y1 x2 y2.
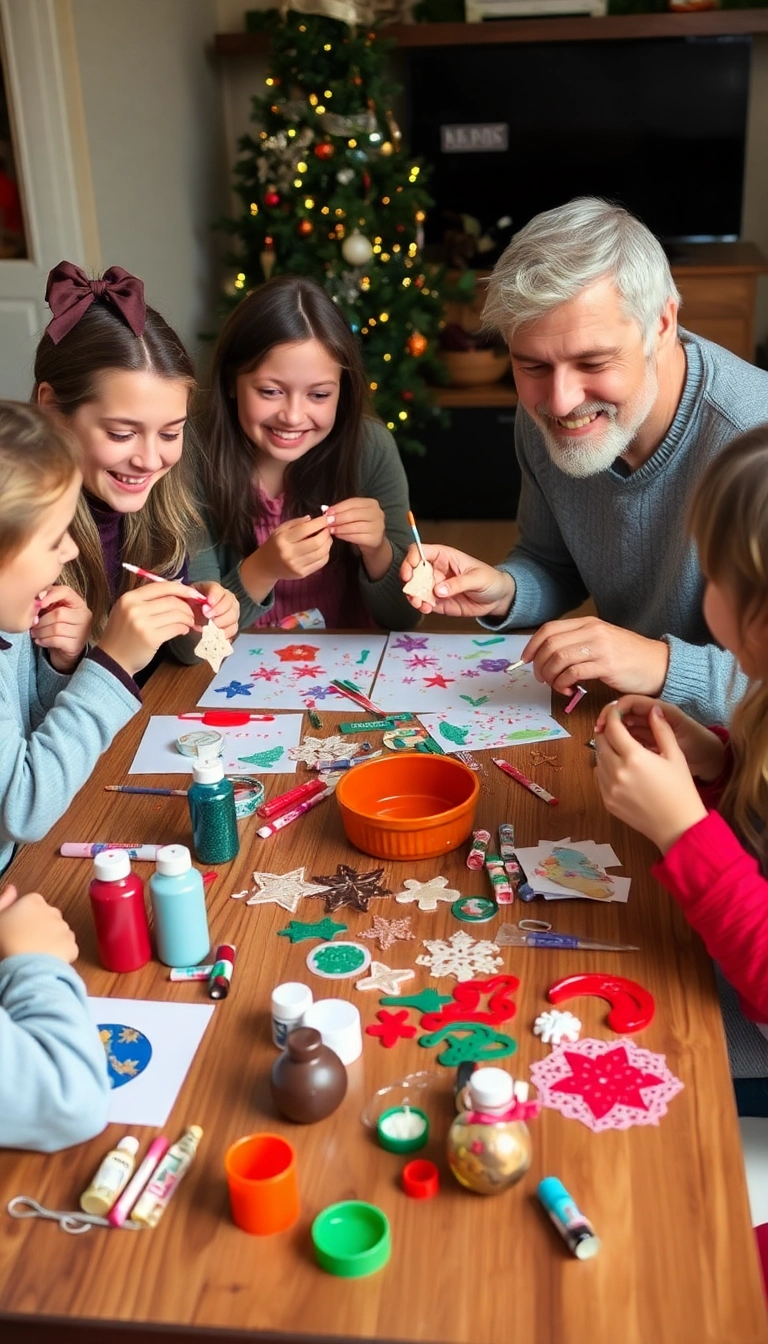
311 1201 391 1278
376 1105 429 1154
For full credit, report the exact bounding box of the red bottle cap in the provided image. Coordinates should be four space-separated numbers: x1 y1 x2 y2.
402 1159 439 1200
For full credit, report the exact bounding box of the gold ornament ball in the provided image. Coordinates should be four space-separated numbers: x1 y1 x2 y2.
341 232 374 266
407 332 428 357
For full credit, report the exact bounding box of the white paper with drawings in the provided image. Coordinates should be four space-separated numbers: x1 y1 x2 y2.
129 715 303 775
196 633 387 711
88 997 215 1127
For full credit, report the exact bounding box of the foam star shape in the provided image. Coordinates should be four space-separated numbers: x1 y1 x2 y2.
359 914 415 951
395 876 460 912
194 620 234 674
310 863 391 913
277 916 348 944
355 962 416 996
288 734 351 767
247 867 330 913
366 1009 418 1048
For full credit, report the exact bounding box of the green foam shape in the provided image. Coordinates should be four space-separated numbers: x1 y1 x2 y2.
277 917 348 944
379 988 453 1014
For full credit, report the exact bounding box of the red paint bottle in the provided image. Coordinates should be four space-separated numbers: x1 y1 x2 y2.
89 849 151 972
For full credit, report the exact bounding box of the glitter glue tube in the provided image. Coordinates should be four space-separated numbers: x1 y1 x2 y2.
537 1177 601 1260
466 829 491 871
209 944 236 1000
256 777 326 820
108 1136 170 1227
130 1125 203 1228
485 854 514 905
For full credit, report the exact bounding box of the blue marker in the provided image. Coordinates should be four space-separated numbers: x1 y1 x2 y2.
537 1177 600 1260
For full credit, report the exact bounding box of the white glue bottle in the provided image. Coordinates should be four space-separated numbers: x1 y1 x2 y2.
80 1135 140 1215
130 1125 203 1228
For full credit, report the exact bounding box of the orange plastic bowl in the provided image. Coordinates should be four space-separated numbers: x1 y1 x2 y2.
335 753 480 860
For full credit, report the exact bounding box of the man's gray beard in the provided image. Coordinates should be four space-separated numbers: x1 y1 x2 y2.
533 365 659 479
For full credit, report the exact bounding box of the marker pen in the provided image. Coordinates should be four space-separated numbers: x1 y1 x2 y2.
564 684 587 714
492 759 558 806
256 785 334 838
256 777 326 820
107 1136 170 1228
169 965 214 982
209 943 236 1000
61 842 163 860
537 1177 601 1259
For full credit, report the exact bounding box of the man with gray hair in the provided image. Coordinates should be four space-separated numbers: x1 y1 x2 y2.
402 197 768 723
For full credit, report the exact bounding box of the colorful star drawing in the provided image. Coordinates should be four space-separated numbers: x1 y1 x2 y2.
392 635 429 651
246 867 330 913
274 643 320 662
478 658 512 673
359 914 415 951
250 666 283 681
394 875 460 912
214 680 253 699
355 962 416 996
424 674 454 688
277 916 348 944
310 863 391 913
406 654 438 669
529 1038 684 1133
302 684 337 700
293 665 326 679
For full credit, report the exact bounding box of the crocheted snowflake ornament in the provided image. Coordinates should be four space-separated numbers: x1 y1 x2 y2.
415 930 503 982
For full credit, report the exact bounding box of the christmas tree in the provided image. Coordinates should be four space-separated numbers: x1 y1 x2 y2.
219 9 446 455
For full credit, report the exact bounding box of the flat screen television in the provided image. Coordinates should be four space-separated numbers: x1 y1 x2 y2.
405 35 751 255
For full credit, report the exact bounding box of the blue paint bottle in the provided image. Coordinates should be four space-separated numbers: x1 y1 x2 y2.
149 844 210 968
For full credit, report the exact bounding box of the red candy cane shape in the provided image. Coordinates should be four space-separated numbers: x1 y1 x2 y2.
547 973 655 1034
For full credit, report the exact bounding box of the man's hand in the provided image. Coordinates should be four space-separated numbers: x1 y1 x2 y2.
400 543 515 618
522 616 670 698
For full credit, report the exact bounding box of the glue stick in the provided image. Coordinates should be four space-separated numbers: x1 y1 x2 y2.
80 1135 140 1215
130 1125 203 1228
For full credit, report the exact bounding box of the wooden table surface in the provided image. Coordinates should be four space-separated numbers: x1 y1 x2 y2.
0 656 765 1344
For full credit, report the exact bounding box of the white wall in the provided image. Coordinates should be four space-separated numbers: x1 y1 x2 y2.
69 0 228 364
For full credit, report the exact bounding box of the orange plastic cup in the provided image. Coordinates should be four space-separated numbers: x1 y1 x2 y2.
225 1133 299 1235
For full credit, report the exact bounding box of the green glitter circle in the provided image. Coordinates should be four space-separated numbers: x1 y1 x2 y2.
311 943 367 976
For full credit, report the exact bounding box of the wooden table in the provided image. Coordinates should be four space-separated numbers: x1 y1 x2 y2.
0 657 765 1344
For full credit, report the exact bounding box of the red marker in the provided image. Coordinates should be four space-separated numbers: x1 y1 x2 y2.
256 777 326 820
121 562 207 603
493 758 558 806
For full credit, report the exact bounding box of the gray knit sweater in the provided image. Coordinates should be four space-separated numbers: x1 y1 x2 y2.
488 331 768 724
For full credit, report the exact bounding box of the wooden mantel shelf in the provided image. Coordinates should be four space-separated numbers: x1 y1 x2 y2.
216 11 768 53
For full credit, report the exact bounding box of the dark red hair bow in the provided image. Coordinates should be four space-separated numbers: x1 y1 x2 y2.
44 261 146 343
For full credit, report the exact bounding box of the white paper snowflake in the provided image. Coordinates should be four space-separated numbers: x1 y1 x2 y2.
415 930 503 982
394 876 460 913
533 1009 582 1046
288 735 355 767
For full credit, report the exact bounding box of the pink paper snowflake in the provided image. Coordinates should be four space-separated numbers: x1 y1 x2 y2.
529 1037 683 1133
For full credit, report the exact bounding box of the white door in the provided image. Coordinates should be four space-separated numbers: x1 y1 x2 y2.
0 0 99 399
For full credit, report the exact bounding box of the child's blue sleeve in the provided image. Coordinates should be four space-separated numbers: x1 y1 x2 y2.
0 954 110 1152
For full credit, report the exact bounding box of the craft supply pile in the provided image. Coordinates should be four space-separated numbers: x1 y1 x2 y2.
10 632 681 1276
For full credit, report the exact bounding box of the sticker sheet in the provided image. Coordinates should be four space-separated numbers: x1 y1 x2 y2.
129 715 303 775
416 707 569 752
371 633 564 717
196 633 387 711
514 837 631 903
89 997 215 1127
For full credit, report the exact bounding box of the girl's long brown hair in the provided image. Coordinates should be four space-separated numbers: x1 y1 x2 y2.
201 274 369 558
688 424 768 862
0 402 80 564
33 300 200 637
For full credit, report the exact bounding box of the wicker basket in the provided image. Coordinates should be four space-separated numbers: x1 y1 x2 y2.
440 348 510 386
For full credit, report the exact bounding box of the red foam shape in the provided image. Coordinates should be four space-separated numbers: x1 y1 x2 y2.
550 1044 664 1119
420 974 519 1030
366 1009 417 1049
548 973 654 1034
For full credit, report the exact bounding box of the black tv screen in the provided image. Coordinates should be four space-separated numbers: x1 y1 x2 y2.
406 36 751 250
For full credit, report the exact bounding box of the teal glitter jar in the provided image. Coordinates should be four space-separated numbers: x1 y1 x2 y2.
188 759 240 864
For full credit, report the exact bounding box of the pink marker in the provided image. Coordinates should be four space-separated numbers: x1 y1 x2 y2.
257 777 327 820
564 685 587 714
256 785 335 838
107 1136 170 1227
121 562 207 604
492 758 558 806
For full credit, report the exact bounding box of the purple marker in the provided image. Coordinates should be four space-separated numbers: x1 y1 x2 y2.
61 843 163 861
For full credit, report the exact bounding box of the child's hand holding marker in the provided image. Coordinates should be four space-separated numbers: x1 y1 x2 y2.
31 584 92 673
98 579 198 677
594 698 709 853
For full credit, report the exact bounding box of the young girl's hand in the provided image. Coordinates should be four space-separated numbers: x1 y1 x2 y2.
594 695 727 782
31 585 93 673
595 702 708 853
0 884 79 963
251 514 333 589
97 581 198 677
325 497 391 581
193 582 240 642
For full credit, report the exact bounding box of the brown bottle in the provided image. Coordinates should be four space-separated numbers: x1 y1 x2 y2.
269 1026 347 1123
